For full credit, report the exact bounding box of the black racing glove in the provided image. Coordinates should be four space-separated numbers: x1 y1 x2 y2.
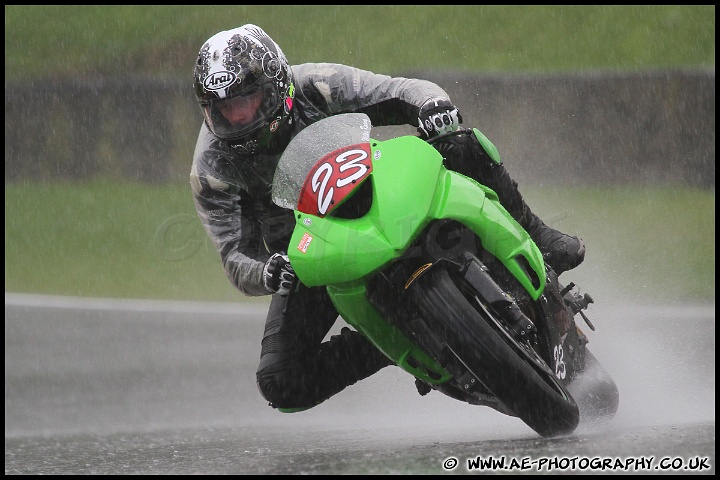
417 98 463 139
263 252 296 296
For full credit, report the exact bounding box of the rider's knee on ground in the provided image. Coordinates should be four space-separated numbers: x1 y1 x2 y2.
256 364 317 410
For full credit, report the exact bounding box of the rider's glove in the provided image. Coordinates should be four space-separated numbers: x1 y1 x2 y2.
417 98 463 139
263 252 296 296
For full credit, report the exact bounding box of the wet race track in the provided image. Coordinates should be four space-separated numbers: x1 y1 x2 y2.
5 294 715 475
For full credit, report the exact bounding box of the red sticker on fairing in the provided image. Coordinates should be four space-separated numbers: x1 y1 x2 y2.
297 143 373 217
297 232 313 253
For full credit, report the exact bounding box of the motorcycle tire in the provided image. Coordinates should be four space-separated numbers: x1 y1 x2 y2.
566 349 620 423
407 263 580 438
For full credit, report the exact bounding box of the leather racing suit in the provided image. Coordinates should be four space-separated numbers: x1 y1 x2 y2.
191 63 456 410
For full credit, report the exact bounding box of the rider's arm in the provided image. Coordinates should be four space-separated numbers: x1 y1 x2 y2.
190 125 273 297
292 63 453 127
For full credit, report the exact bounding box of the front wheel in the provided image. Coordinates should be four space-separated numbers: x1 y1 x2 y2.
406 263 580 438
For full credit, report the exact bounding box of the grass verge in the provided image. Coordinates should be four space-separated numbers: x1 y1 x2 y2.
4 181 715 304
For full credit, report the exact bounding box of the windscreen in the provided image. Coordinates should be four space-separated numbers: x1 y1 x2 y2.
271 113 373 211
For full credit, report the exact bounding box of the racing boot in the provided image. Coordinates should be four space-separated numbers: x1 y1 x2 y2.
435 130 585 275
515 203 586 275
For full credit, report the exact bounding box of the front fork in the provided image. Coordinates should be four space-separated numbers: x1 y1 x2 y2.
457 252 537 339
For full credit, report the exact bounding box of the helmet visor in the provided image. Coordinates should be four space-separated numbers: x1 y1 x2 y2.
201 81 281 141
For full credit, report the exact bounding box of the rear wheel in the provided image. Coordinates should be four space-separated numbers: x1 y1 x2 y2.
406 263 580 437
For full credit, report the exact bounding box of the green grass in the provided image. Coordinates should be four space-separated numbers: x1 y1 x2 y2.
4 181 715 304
5 5 715 80
4 181 249 303
521 185 715 304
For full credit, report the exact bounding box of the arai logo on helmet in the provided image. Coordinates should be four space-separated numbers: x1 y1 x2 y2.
204 71 237 91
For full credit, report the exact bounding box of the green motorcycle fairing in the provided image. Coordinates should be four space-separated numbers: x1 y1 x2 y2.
285 133 546 383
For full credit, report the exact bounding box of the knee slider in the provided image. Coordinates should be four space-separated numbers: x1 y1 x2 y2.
256 369 283 407
256 366 316 410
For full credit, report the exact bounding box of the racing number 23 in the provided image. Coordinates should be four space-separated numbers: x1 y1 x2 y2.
554 344 567 379
298 143 373 217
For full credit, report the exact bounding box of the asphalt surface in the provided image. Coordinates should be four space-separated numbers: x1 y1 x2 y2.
4 293 715 474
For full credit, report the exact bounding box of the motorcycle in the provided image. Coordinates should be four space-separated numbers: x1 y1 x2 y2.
271 113 619 438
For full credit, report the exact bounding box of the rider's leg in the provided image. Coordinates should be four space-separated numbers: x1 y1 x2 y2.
255 284 392 410
435 130 585 275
